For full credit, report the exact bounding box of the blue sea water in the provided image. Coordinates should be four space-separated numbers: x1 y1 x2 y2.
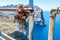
26 11 60 40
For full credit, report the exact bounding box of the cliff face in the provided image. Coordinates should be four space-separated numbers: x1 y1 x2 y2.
33 6 42 21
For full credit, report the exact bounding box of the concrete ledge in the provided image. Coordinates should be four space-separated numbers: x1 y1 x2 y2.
0 32 15 40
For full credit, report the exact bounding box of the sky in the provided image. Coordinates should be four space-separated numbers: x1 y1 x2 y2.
0 0 60 11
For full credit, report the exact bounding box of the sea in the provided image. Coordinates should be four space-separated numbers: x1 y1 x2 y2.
0 11 60 40
26 11 60 40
